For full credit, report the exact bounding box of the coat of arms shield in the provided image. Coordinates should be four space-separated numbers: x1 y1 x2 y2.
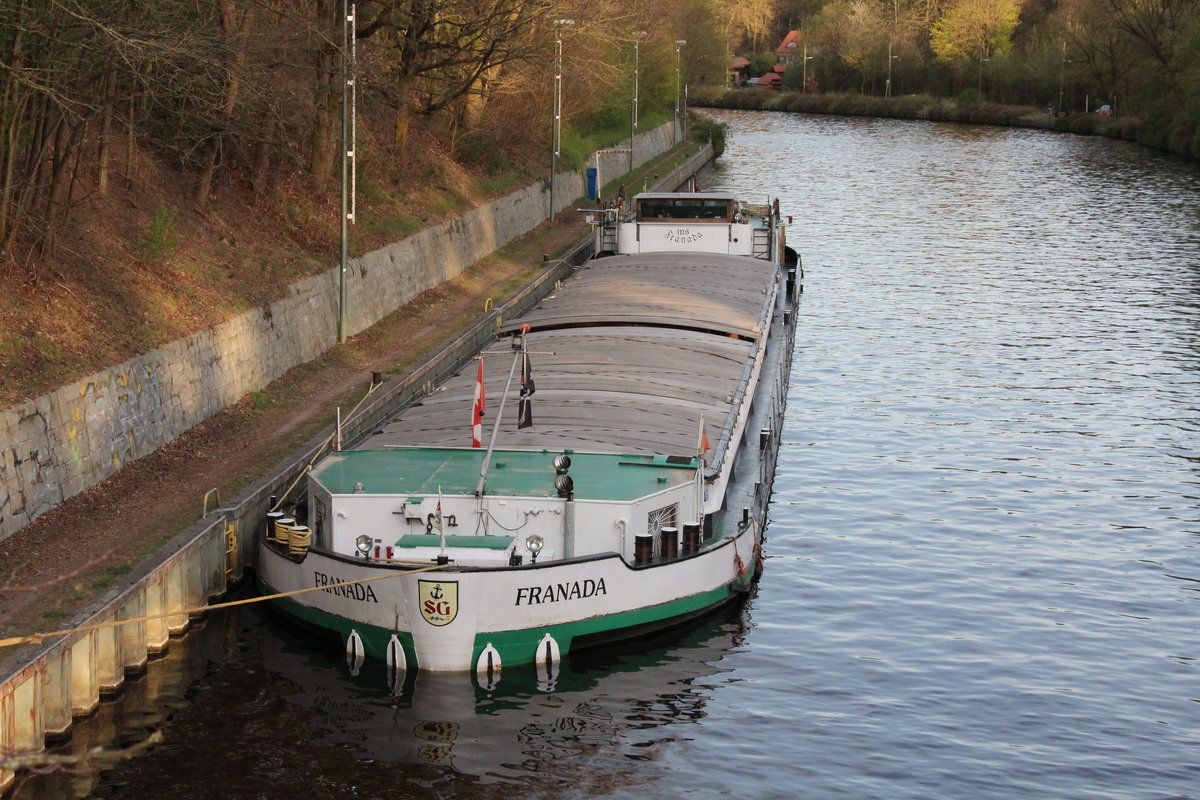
418 580 458 626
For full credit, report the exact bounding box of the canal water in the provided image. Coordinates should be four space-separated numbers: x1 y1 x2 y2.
15 111 1200 799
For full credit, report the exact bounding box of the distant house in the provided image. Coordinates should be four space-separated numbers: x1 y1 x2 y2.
755 72 783 91
730 55 750 86
776 31 804 67
773 30 818 91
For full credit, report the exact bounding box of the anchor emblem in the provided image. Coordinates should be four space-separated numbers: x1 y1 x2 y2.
418 580 458 626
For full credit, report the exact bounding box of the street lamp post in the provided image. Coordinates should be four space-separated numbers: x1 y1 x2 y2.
338 0 357 344
977 53 990 96
886 43 898 97
1058 40 1069 114
802 43 813 93
631 31 646 173
674 39 686 143
550 19 574 221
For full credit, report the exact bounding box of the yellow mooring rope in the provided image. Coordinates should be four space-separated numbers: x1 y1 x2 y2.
0 562 447 650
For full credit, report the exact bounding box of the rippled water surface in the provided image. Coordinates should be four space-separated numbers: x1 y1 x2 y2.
698 111 1200 799
19 112 1200 800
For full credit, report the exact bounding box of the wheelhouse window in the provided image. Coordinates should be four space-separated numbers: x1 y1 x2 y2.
636 198 732 222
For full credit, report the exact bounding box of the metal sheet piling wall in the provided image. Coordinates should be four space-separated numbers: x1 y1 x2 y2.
0 515 227 792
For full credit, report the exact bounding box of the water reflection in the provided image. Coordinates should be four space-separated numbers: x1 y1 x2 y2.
16 601 749 799
263 604 746 790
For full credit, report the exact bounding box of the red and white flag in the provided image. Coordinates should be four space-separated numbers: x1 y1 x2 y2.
472 357 486 447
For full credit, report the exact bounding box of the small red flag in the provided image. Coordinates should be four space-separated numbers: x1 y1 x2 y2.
472 358 486 447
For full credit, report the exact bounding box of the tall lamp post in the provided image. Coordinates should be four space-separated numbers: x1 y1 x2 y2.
338 0 357 344
630 31 647 173
1057 40 1069 114
802 43 813 93
886 44 898 97
549 18 574 221
674 39 686 143
977 51 990 96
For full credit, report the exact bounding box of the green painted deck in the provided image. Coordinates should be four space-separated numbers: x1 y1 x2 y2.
310 448 697 501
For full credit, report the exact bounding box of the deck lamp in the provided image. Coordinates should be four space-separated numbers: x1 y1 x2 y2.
513 323 531 351
355 534 373 557
525 535 544 563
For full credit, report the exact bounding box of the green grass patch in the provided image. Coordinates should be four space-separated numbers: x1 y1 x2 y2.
137 205 182 261
365 214 423 239
247 389 275 410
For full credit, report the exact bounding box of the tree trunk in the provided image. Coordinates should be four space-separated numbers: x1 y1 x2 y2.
195 0 245 206
393 104 412 160
309 0 339 195
97 73 114 196
125 97 137 190
252 111 276 196
0 14 27 251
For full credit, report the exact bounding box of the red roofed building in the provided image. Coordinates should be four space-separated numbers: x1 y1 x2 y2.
730 55 750 86
776 31 805 66
755 72 783 91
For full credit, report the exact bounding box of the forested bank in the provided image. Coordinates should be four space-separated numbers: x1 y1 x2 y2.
1 0 1195 403
691 88 1192 159
0 0 730 403
748 0 1199 160
746 0 1198 160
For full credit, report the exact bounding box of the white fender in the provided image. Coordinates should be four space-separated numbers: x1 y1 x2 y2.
386 634 407 671
475 642 502 690
346 629 365 676
385 634 407 695
535 633 560 692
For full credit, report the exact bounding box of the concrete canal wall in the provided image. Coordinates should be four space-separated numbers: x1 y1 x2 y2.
0 123 681 546
0 136 714 794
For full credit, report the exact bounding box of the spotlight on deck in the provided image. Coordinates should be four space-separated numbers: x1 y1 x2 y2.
355 535 373 557
525 535 544 563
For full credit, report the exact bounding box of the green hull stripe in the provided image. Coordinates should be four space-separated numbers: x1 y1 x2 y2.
257 575 736 670
472 584 735 668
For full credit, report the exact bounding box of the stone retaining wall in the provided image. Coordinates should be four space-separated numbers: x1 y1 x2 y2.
0 122 681 543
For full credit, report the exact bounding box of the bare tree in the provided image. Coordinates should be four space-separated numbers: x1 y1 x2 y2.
355 0 554 158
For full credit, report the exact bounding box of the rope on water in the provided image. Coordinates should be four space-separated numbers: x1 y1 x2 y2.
0 561 447 650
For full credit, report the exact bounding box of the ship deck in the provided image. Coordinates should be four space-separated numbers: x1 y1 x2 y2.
362 251 780 459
